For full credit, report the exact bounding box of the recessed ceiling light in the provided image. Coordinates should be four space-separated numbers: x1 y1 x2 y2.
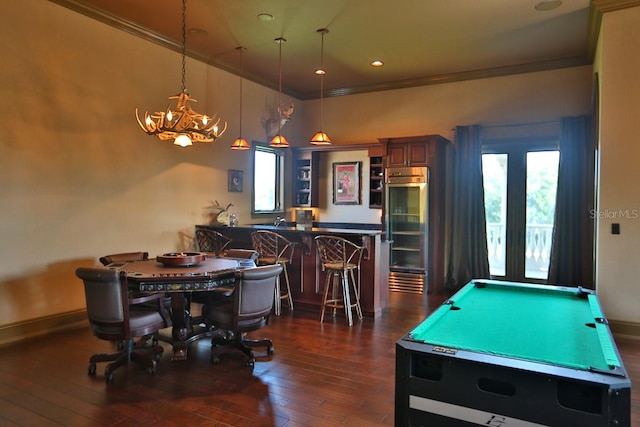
371 60 384 67
257 13 274 22
534 0 562 11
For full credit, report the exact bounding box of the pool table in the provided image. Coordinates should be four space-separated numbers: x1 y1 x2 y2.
395 279 631 426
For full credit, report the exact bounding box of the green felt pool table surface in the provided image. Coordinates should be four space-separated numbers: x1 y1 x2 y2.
408 280 620 373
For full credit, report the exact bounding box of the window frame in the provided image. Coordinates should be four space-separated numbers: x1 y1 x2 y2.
251 142 286 218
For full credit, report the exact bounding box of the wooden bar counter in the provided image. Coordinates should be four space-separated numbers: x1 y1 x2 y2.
196 224 390 318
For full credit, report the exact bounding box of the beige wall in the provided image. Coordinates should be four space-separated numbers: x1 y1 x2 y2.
303 66 592 144
1 1 601 331
594 6 640 325
0 1 304 327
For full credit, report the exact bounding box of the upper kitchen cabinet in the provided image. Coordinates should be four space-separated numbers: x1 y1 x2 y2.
382 135 449 168
292 148 319 207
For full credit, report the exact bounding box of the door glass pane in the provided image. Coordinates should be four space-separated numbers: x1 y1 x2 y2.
525 151 559 279
482 154 507 277
387 184 428 271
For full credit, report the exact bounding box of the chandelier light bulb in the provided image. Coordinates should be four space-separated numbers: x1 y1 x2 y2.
174 134 193 147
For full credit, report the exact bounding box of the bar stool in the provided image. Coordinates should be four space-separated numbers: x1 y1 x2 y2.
251 230 296 315
314 235 364 326
194 228 233 256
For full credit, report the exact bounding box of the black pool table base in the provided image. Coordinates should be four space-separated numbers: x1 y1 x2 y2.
395 339 631 426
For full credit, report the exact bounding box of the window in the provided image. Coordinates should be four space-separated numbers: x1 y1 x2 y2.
252 143 285 215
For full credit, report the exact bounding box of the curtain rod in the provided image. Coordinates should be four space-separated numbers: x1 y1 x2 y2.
451 119 563 132
480 119 560 129
451 119 561 131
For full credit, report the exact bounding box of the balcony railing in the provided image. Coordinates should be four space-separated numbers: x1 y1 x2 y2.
486 223 553 280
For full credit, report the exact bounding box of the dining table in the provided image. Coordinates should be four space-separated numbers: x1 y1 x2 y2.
106 253 254 361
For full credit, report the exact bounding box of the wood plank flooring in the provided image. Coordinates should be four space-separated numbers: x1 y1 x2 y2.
0 291 638 426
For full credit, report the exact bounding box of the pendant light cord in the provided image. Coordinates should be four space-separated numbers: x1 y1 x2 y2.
319 30 325 129
181 0 187 94
238 47 244 136
276 37 285 135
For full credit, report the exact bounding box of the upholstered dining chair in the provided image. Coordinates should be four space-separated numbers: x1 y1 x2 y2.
202 264 283 366
314 235 365 326
251 230 296 315
194 249 260 305
189 230 235 320
99 251 148 266
195 228 233 256
100 251 172 312
76 267 171 383
225 248 259 262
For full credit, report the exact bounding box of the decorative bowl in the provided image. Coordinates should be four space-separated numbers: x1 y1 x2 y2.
156 252 207 266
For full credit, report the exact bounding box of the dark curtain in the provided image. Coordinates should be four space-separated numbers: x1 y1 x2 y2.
445 125 490 292
547 115 594 288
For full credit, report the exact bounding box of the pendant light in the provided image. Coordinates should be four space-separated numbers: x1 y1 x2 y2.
269 37 289 148
310 28 331 145
230 46 250 150
135 0 227 147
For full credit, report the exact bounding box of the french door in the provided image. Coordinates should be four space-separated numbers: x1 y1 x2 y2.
482 141 559 282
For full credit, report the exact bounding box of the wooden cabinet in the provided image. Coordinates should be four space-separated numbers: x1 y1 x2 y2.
387 142 428 167
379 135 451 293
368 145 385 209
292 149 319 207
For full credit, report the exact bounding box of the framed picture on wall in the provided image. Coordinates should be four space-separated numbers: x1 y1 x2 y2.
333 161 361 205
228 169 243 192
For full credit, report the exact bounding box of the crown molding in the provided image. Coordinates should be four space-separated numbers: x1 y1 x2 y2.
48 0 292 97
321 56 589 99
50 0 602 100
588 0 640 61
592 0 640 12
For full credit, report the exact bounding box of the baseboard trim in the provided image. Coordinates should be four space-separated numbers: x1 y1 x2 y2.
1 310 637 348
0 310 88 347
609 319 640 340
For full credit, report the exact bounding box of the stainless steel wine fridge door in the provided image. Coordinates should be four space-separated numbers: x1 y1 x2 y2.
385 167 428 293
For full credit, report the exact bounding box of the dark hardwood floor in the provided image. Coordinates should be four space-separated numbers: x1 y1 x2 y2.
0 291 638 426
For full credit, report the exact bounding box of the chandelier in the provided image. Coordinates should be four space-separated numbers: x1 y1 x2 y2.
135 0 226 147
310 28 331 145
269 37 289 148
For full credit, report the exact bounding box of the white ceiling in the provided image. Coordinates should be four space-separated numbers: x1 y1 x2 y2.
51 0 598 99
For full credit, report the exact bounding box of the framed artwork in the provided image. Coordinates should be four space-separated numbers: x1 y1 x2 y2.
228 169 243 192
333 161 361 205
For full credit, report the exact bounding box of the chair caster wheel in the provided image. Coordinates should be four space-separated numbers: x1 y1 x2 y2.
267 345 275 355
88 363 97 376
246 359 255 367
105 372 115 383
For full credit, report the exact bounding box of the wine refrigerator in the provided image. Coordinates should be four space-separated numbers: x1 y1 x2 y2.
385 167 428 293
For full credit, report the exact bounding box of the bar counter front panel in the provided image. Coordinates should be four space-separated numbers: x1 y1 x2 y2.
197 224 389 318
